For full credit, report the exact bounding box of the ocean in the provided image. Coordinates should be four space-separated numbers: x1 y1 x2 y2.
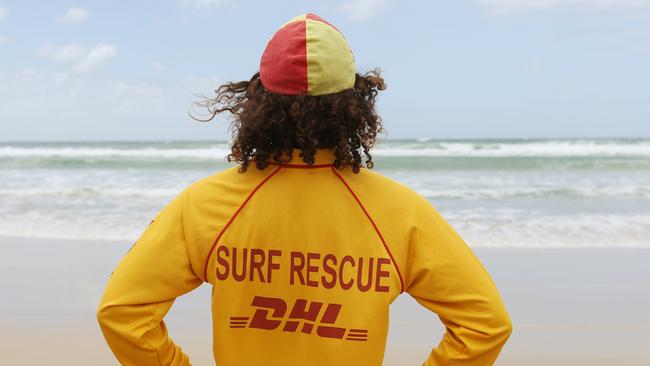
1 138 649 247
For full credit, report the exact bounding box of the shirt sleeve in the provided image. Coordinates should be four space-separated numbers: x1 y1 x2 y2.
405 201 512 366
97 189 203 366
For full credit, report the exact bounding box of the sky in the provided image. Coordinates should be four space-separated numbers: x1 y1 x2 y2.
0 0 649 141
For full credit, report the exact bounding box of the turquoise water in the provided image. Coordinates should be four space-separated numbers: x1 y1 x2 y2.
1 138 649 247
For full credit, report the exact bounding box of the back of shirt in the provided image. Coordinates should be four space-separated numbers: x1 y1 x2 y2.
97 149 512 366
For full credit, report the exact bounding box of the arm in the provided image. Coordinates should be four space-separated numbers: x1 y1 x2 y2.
97 190 203 366
406 202 512 366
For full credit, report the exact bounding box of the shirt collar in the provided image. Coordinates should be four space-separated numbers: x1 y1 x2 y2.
270 148 336 167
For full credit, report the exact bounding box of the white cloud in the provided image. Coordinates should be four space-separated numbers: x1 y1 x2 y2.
0 69 224 140
56 6 90 23
476 0 650 15
75 44 117 72
339 0 391 22
0 5 7 21
37 44 86 62
181 0 230 8
37 43 117 73
0 35 8 46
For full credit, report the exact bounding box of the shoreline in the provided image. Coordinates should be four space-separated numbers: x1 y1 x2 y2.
3 234 649 249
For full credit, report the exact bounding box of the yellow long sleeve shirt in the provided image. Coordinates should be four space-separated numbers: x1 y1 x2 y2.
97 148 512 366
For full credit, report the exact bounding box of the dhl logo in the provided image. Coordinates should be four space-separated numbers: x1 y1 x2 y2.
229 296 368 342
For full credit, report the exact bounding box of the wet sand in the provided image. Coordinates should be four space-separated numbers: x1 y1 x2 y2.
1 236 648 365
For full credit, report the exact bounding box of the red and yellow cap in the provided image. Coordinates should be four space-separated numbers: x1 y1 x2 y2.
260 13 356 96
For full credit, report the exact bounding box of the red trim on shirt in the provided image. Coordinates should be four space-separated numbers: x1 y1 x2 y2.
267 162 334 169
202 165 282 281
330 166 405 293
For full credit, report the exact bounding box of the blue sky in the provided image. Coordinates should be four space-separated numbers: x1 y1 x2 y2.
1 0 649 141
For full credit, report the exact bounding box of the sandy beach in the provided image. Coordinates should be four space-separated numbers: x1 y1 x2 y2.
1 236 648 365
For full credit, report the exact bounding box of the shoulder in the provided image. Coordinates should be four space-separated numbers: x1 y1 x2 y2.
182 165 277 205
340 167 433 210
185 165 240 193
333 167 439 230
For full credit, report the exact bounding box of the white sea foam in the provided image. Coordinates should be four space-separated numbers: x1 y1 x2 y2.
446 209 650 248
0 146 231 159
373 140 650 157
1 140 650 159
416 185 650 200
0 187 181 198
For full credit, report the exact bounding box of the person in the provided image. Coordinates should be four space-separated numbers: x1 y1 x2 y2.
97 13 512 366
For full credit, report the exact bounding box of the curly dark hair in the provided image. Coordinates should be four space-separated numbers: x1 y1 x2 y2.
191 69 386 173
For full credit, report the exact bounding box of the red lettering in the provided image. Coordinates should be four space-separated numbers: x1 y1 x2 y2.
284 298 323 334
249 248 266 282
232 247 247 282
316 303 346 339
306 252 320 287
231 296 366 342
249 296 287 330
357 257 374 292
339 255 355 290
321 254 337 289
375 258 391 292
215 246 229 281
290 251 305 285
214 246 392 293
267 249 281 283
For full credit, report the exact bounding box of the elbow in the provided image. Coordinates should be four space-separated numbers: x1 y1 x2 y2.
96 300 125 335
96 300 112 330
96 301 139 346
465 306 511 362
474 311 512 364
490 305 513 346
505 311 513 336
97 300 155 346
499 313 513 342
